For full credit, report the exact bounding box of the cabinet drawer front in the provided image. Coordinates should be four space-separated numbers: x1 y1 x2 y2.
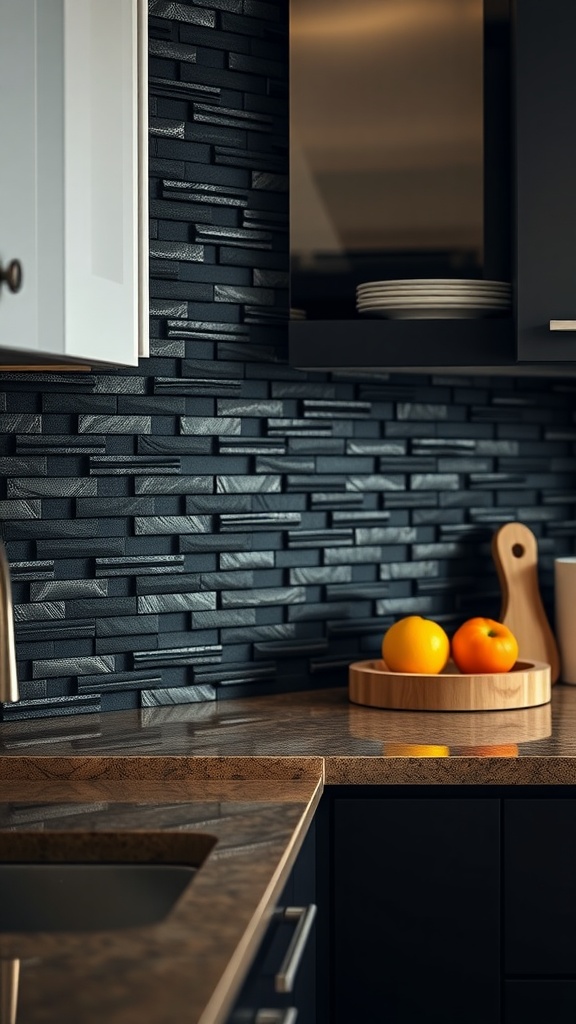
504 799 576 975
505 981 576 1024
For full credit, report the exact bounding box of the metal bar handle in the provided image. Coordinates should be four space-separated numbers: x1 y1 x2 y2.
255 1009 298 1024
274 904 317 994
550 320 576 331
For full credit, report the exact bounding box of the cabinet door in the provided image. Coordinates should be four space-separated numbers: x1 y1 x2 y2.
334 798 501 1024
0 0 144 366
515 0 576 362
505 799 576 975
505 982 576 1023
228 820 317 1024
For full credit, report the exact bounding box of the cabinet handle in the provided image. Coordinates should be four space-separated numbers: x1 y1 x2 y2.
274 904 317 994
549 320 576 331
255 1009 298 1024
0 260 22 294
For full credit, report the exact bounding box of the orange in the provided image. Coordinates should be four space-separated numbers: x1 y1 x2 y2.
382 615 450 674
451 617 518 674
384 743 450 757
457 745 519 757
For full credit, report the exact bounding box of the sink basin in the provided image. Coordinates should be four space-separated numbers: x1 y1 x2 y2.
0 862 196 932
0 830 217 934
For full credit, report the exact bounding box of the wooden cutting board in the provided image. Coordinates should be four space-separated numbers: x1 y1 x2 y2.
491 522 560 683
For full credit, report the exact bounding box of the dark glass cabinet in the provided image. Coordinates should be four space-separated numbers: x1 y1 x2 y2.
289 0 576 372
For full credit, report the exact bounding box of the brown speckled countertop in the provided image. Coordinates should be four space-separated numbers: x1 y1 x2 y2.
2 683 576 784
3 682 576 1024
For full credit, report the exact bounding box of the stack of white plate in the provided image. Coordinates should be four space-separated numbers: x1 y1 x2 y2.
356 279 511 319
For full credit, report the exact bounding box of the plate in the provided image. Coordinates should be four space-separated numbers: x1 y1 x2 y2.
356 293 510 304
348 658 551 711
356 305 509 319
357 278 511 289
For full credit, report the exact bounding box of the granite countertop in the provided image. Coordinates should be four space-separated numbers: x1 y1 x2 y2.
2 682 576 1024
0 770 322 1024
2 682 576 784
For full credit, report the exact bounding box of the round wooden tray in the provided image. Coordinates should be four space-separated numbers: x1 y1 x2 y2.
348 658 551 712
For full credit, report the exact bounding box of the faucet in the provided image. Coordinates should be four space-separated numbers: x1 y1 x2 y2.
0 541 19 703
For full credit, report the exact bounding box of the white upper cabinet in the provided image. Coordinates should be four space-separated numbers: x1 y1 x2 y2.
0 0 148 366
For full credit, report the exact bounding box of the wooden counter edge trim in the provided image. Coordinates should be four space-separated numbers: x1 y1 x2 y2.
0 755 325 783
199 775 324 1024
323 755 576 785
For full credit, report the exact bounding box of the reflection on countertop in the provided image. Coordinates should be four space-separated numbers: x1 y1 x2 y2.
1 683 576 784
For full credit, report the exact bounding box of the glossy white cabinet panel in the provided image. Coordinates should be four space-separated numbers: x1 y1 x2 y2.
0 0 147 366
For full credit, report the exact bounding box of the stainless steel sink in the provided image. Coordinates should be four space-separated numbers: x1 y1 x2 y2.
0 862 197 932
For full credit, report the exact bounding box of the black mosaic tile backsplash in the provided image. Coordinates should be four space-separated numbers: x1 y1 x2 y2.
0 0 575 720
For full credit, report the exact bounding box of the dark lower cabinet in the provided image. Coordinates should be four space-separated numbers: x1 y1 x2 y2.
505 982 576 1023
227 819 317 1024
504 799 576 976
333 798 501 1024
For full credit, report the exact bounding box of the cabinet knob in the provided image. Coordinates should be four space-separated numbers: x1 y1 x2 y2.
0 260 23 294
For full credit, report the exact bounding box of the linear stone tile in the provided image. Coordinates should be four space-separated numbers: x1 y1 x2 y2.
346 475 405 492
30 580 108 602
133 645 222 668
96 615 159 637
290 566 352 585
324 546 385 565
153 377 241 396
79 415 152 434
0 457 47 477
36 539 126 560
180 416 241 435
89 456 181 475
94 557 182 581
137 436 212 455
0 500 41 520
195 661 275 685
220 444 286 457
42 394 117 414
218 512 300 530
180 534 253 553
75 497 155 517
15 620 95 642
220 624 295 643
93 376 146 394
13 602 66 623
221 586 305 608
0 694 100 721
64 598 137 619
216 475 281 493
8 478 97 498
135 476 212 495
149 1 216 26
326 582 390 600
190 608 257 628
288 529 353 549
135 573 202 596
5 519 99 541
137 592 216 614
10 561 55 583
32 655 115 679
16 435 106 454
140 685 216 706
0 414 41 433
135 515 212 535
219 551 274 570
78 670 162 693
